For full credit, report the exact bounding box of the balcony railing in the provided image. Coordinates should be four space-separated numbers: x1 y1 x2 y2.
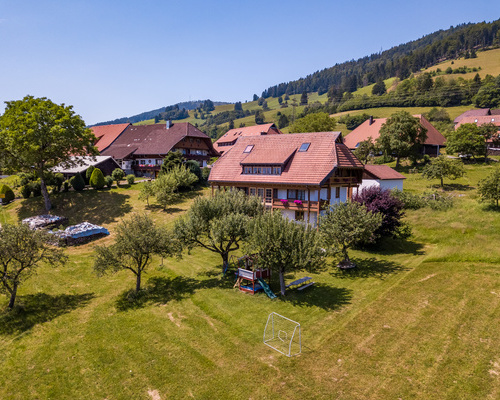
133 165 161 171
272 199 330 210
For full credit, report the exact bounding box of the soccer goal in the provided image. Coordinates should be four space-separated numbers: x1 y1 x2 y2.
263 312 301 357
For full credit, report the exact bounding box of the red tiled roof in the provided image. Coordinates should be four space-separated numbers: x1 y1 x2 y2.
214 123 282 152
455 115 500 129
209 132 363 186
363 165 406 180
344 115 446 149
90 123 130 152
101 122 218 159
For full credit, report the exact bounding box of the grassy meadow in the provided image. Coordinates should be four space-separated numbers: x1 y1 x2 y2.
1 163 500 399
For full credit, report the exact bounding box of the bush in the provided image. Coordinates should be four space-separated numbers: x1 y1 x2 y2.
201 167 211 182
353 186 405 240
86 165 95 182
62 181 70 192
168 165 198 191
30 181 41 197
112 168 125 185
424 191 454 210
20 185 31 199
105 175 113 189
54 173 65 192
0 184 15 204
392 190 426 210
70 173 85 191
90 168 105 190
126 174 135 185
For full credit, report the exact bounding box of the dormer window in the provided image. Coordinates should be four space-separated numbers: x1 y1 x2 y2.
298 143 310 152
242 165 282 175
244 145 254 153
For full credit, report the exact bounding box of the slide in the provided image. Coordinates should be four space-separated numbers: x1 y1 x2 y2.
257 278 277 299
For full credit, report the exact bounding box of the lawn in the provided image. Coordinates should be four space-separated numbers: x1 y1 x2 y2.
1 166 500 399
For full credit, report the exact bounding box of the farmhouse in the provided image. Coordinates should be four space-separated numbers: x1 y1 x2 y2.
52 156 121 180
353 164 406 196
454 113 500 155
101 121 219 177
209 132 363 225
344 115 446 156
214 123 282 155
90 123 131 152
453 108 500 125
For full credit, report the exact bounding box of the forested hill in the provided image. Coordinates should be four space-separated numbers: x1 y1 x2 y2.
261 19 500 99
91 100 229 126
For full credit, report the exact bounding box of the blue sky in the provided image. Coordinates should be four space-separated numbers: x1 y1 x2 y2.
0 1 499 125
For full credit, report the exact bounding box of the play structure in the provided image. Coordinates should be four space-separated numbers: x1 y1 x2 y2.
233 255 276 299
264 312 301 357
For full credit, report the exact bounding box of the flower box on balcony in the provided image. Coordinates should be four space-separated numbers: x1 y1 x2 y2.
294 200 303 205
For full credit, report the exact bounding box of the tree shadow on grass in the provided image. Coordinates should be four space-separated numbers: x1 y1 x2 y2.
360 237 425 256
281 284 352 311
17 190 132 226
116 275 221 311
331 257 407 280
0 293 94 336
441 183 474 192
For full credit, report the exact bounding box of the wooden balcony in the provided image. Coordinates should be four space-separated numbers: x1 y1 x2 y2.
272 199 330 211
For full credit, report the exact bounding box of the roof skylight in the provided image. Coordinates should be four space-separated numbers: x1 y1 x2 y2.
298 142 310 152
243 145 254 153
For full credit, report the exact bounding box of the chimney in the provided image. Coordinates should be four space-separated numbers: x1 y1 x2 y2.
166 119 172 129
369 116 374 125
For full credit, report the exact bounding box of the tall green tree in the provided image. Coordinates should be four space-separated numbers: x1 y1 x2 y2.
112 168 125 186
174 190 263 271
160 150 184 174
300 91 308 105
377 111 427 168
0 96 97 210
94 214 179 293
372 79 386 95
478 168 500 207
247 211 324 296
320 202 382 268
0 223 67 309
446 123 497 160
290 112 336 133
353 138 375 164
422 155 465 187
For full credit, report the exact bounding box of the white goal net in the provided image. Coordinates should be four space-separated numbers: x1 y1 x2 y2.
263 312 301 357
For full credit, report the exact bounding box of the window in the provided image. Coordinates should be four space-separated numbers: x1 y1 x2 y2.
287 190 305 200
257 167 262 174
244 145 254 153
297 190 305 200
335 187 340 198
257 188 264 198
273 167 281 175
253 167 258 174
265 189 273 203
250 188 256 196
295 211 304 221
298 143 310 152
287 189 296 199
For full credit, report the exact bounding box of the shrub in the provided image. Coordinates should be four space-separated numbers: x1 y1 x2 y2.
54 173 65 192
105 175 113 189
392 190 426 210
201 167 211 182
424 191 454 210
30 181 41 197
20 185 31 199
62 181 70 192
353 186 405 240
168 165 198 191
90 168 105 190
112 168 125 185
86 165 95 182
0 184 15 204
126 174 135 185
70 173 85 191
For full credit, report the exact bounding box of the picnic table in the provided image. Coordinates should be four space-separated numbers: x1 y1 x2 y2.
286 276 315 291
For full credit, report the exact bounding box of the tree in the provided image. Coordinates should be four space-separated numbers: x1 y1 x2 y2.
278 113 289 129
353 186 405 240
174 190 263 271
278 96 283 105
93 214 179 293
160 150 184 174
320 202 382 268
478 168 500 207
300 91 308 105
154 173 179 210
0 223 66 309
89 168 105 190
0 96 97 211
290 112 336 133
0 184 15 205
228 119 235 130
253 94 259 101
473 83 500 108
86 165 95 182
377 111 427 168
353 138 375 164
372 79 386 95
168 164 198 191
112 168 125 186
234 102 243 111
446 123 494 160
422 155 465 187
247 211 324 296
255 110 265 125
139 180 155 206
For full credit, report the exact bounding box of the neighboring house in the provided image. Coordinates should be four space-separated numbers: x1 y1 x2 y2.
214 123 282 155
209 132 363 226
52 156 121 180
453 108 500 125
353 165 406 196
101 121 219 177
344 115 446 156
90 123 131 152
